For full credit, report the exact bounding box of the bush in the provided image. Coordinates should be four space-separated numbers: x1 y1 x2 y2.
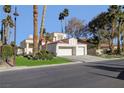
34 50 54 60
2 45 14 60
45 53 54 60
23 50 55 60
23 54 33 60
27 55 33 60
105 49 112 55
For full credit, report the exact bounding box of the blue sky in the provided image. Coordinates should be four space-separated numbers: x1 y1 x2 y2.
0 5 109 45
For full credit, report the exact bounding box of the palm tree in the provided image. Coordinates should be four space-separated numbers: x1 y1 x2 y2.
44 32 53 50
88 12 109 50
63 8 69 32
33 5 38 56
117 7 124 54
117 21 121 54
39 5 47 51
2 16 14 44
107 5 120 54
59 12 64 33
2 5 14 44
0 23 4 43
63 8 69 18
111 5 124 54
3 5 11 14
121 22 124 52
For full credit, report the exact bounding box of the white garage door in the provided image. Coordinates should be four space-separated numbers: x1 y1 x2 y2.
58 47 72 56
77 46 85 55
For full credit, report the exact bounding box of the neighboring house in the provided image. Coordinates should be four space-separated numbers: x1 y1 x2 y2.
20 35 47 55
20 35 34 55
19 33 67 55
46 38 87 56
87 43 121 55
17 46 24 55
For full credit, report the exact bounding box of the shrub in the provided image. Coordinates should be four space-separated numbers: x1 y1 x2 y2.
23 50 54 60
51 52 56 57
27 55 33 60
105 49 112 55
46 53 54 60
34 50 54 60
23 54 33 60
2 45 14 60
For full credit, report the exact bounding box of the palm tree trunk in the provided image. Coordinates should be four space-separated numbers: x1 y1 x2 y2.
109 38 111 50
1 23 3 42
97 41 101 49
64 18 67 33
122 31 124 52
8 31 11 44
2 24 5 44
39 5 47 51
61 20 63 33
111 22 115 54
45 40 48 50
4 25 9 44
117 25 121 54
6 26 9 44
121 24 124 52
33 5 38 56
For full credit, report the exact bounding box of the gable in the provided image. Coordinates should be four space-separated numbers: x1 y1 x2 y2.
69 38 77 45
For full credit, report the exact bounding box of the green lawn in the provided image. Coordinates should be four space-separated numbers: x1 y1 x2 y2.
16 56 70 66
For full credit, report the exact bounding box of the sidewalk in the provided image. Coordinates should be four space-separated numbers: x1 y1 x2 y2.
63 55 124 63
0 61 82 72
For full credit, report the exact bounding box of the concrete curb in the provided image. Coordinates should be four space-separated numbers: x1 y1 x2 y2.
0 62 82 72
81 58 124 63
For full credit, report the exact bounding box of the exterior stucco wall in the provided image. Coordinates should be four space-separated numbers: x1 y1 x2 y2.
52 33 67 42
76 44 87 56
56 44 73 56
69 38 77 45
17 48 23 55
20 37 87 56
55 43 87 56
20 40 33 55
47 43 57 55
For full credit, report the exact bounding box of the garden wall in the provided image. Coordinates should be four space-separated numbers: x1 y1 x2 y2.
87 48 96 55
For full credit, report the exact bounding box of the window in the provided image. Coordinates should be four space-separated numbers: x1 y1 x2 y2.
29 43 33 48
58 35 63 40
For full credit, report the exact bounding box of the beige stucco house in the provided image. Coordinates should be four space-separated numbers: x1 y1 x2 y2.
46 38 87 56
20 35 34 55
19 32 87 56
19 33 67 55
52 32 67 42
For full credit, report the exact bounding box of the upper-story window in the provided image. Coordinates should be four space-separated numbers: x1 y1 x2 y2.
58 35 63 40
29 43 33 48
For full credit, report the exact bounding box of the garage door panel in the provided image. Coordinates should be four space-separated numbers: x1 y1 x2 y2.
77 46 85 55
58 47 72 56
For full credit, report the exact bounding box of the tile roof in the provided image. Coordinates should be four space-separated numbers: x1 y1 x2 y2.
46 38 88 45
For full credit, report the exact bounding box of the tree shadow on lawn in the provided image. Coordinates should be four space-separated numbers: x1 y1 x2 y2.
85 64 124 80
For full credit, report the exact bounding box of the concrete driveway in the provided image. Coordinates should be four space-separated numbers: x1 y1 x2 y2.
63 55 109 62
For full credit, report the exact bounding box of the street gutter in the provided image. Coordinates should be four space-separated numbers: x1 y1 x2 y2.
0 61 82 72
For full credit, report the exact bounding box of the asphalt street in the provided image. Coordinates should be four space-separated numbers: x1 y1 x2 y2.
1 59 124 88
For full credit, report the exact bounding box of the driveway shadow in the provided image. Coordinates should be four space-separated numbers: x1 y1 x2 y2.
92 62 124 67
89 72 116 79
85 64 124 80
117 71 124 80
85 65 124 72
